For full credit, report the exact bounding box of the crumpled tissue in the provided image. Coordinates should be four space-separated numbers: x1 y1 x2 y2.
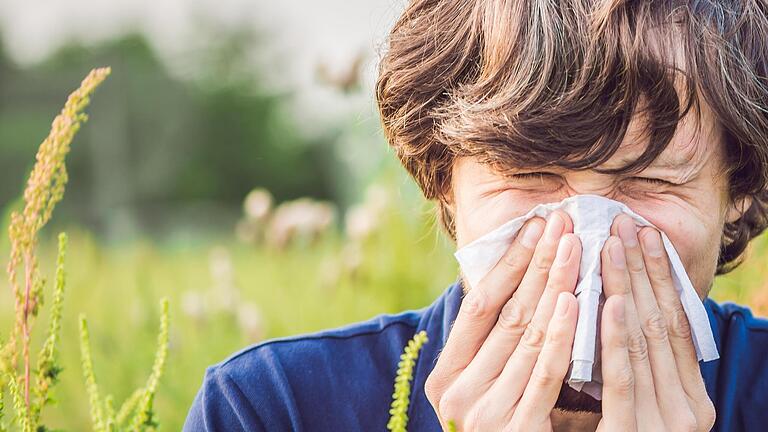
454 194 719 399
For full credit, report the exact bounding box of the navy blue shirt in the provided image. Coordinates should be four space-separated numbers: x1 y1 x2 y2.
183 280 768 431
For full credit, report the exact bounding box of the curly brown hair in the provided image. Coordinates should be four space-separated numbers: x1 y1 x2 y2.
375 0 768 275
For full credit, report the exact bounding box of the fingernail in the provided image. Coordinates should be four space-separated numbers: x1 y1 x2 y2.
641 229 663 257
556 292 571 316
617 217 638 247
544 213 565 242
613 296 625 323
608 237 626 269
520 219 545 248
554 235 573 267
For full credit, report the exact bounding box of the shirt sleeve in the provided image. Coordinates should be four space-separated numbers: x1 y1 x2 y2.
183 366 267 432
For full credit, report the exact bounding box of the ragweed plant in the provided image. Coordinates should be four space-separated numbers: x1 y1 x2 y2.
0 67 172 431
0 67 110 432
79 298 170 432
387 330 428 432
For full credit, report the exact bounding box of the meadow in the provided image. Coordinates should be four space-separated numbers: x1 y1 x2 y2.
0 175 766 430
0 174 461 430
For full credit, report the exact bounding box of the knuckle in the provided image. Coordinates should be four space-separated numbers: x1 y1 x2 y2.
609 366 635 397
438 388 466 421
520 322 547 353
463 408 486 432
699 400 716 431
424 372 448 405
670 412 698 432
530 366 560 389
497 297 528 335
687 397 716 432
531 252 553 276
544 318 570 346
644 246 664 262
460 289 492 320
667 305 694 341
643 310 670 344
628 263 646 275
608 329 628 349
545 324 567 346
627 329 649 362
649 262 673 283
627 256 646 274
500 248 528 274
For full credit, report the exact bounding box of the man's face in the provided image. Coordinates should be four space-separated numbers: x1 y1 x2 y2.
450 100 745 301
447 99 750 413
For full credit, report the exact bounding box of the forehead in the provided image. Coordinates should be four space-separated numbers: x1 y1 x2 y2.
602 91 724 173
607 29 725 172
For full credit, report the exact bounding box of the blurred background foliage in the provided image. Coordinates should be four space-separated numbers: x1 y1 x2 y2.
0 28 345 242
0 7 766 431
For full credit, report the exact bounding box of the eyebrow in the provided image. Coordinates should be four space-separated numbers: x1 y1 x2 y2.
602 141 698 168
627 156 689 169
614 140 706 171
493 151 694 175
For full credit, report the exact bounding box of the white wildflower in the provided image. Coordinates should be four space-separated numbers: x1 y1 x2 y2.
243 188 273 221
237 302 265 342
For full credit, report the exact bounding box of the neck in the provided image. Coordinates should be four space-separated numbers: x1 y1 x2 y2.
551 408 601 431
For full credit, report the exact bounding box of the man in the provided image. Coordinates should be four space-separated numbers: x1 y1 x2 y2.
184 1 768 430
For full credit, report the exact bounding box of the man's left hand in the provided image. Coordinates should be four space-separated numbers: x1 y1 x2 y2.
597 214 716 431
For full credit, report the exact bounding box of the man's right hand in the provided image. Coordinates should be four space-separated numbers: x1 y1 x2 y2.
425 210 582 431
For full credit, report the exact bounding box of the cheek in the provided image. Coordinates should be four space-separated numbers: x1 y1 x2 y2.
630 200 722 297
455 190 543 248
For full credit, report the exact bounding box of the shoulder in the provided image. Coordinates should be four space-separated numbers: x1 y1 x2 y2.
223 308 423 367
705 298 768 368
705 298 768 360
706 298 768 333
703 299 768 431
183 309 425 432
705 298 768 371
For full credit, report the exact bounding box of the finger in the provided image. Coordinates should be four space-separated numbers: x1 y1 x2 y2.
599 294 637 430
614 216 692 426
461 233 581 395
428 213 566 420
509 210 573 322
446 211 570 379
601 236 661 424
509 292 578 427
638 227 715 429
428 216 546 399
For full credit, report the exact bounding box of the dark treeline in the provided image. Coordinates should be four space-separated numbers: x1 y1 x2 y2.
0 28 341 241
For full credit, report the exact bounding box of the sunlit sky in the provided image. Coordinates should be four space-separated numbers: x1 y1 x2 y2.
0 0 405 130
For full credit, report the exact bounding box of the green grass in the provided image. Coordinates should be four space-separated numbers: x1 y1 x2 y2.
0 194 765 430
0 194 458 430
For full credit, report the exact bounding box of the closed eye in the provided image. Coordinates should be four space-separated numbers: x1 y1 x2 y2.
511 172 557 180
511 173 677 186
631 177 676 186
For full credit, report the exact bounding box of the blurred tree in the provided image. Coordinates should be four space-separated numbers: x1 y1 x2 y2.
0 29 338 241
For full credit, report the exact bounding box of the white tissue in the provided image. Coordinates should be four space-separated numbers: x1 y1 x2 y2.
454 194 719 400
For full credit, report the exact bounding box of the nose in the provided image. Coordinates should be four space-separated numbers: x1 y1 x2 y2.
558 172 621 201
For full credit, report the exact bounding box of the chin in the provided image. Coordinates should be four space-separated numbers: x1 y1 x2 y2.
554 383 603 413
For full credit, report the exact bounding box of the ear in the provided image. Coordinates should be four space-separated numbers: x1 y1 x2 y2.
725 195 753 224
